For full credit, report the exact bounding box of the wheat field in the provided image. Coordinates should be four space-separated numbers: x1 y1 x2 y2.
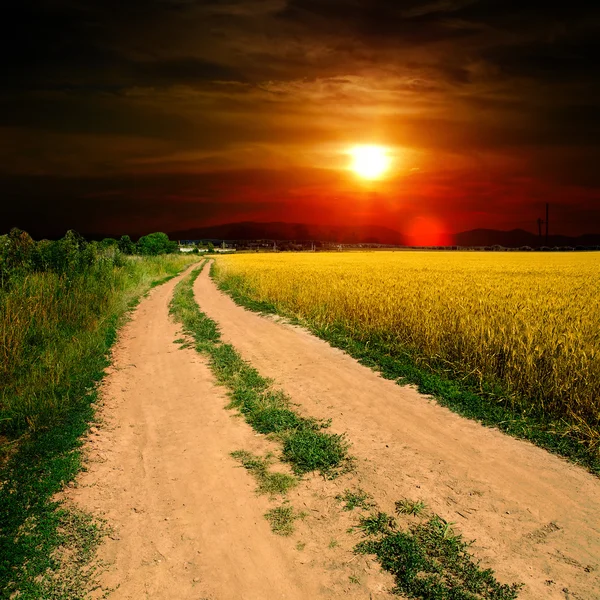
214 251 600 451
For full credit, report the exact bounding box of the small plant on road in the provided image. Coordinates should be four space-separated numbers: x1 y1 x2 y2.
357 512 397 536
395 498 427 516
264 504 302 536
230 450 297 496
336 488 374 511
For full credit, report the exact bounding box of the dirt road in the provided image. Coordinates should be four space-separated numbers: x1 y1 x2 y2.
70 267 393 599
192 263 600 600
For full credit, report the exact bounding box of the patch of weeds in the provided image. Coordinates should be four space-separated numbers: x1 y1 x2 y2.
248 402 311 435
264 504 301 536
395 498 427 516
336 488 374 511
296 541 306 551
357 512 397 536
355 511 522 599
173 337 193 349
349 574 361 585
37 507 110 599
328 539 338 549
170 265 351 479
282 428 349 477
231 450 297 496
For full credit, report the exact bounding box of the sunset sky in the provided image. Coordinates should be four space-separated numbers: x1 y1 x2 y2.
2 0 600 241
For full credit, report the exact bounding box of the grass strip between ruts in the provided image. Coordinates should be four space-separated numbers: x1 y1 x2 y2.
169 261 350 478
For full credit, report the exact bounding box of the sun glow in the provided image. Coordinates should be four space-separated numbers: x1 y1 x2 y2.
350 145 391 179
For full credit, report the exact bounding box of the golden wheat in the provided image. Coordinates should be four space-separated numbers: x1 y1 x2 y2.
215 251 600 442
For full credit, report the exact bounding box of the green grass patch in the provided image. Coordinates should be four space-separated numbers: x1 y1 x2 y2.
231 450 297 496
355 504 522 599
357 511 397 536
170 264 350 478
264 504 303 536
35 507 109 599
282 428 349 476
336 488 374 511
0 254 197 597
395 498 427 516
212 270 600 476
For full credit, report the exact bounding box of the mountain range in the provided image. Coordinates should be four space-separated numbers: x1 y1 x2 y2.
169 222 600 247
169 222 406 245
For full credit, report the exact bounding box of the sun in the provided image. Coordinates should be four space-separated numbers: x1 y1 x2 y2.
350 145 391 180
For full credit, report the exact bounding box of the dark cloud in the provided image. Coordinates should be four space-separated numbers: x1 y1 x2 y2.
1 0 599 236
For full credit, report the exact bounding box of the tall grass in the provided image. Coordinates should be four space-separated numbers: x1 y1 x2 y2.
0 230 196 438
213 252 600 466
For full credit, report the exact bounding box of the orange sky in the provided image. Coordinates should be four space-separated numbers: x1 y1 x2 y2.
2 1 600 239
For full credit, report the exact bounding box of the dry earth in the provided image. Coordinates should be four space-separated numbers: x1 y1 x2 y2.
69 263 600 600
69 266 394 599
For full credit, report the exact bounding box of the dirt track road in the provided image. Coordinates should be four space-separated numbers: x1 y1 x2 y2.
193 263 600 600
71 267 394 599
71 263 600 600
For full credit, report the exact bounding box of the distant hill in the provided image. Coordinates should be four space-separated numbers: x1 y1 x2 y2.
168 221 600 248
454 228 600 248
169 221 406 245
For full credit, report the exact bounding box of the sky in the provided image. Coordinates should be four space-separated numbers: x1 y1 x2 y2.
2 0 600 240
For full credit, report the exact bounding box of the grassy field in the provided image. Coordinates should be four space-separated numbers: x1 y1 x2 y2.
213 251 600 471
0 230 197 598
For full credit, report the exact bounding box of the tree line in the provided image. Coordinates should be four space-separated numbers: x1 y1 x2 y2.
0 229 181 287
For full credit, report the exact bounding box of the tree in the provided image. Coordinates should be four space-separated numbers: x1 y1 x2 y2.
118 235 135 255
136 232 177 255
207 241 215 253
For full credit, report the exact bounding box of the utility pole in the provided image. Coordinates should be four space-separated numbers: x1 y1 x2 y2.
545 203 549 245
537 218 543 240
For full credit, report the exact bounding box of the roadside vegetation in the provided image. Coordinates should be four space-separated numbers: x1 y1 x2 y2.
212 252 600 474
0 227 197 598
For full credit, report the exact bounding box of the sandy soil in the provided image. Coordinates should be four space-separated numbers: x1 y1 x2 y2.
191 263 600 600
69 267 395 599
